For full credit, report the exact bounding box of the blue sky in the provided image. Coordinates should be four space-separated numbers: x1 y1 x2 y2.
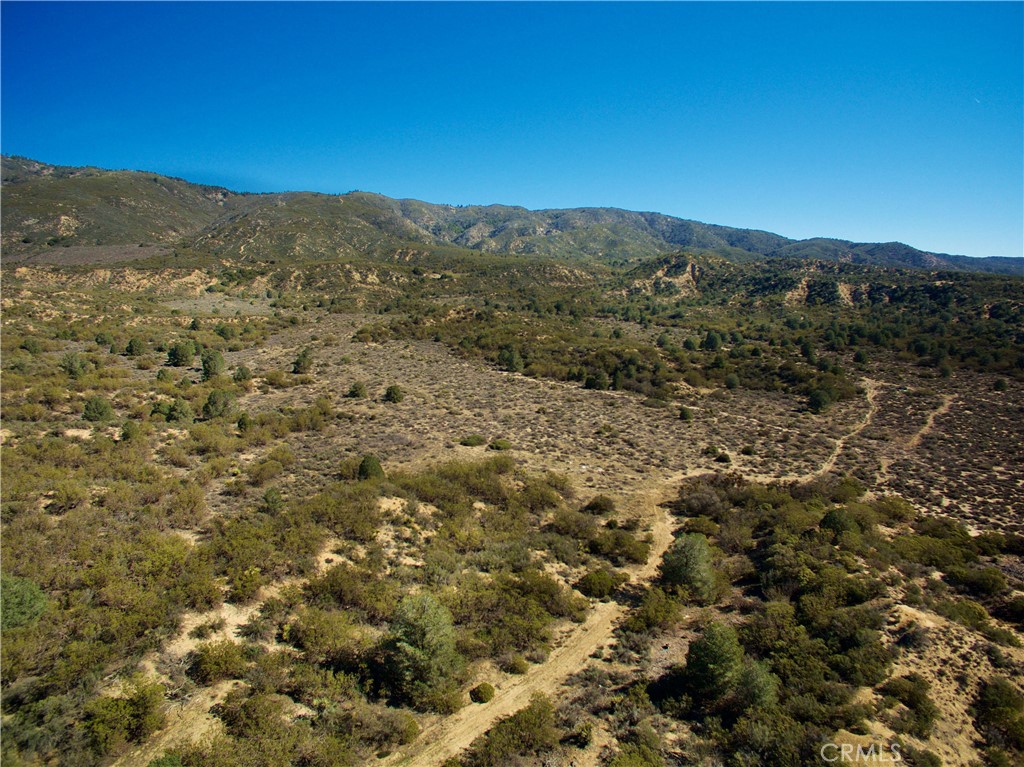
2 2 1021 257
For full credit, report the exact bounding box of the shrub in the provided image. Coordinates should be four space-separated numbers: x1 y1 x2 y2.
85 677 165 755
808 388 833 413
200 349 225 381
683 622 743 700
83 396 114 422
60 351 89 379
660 533 717 603
470 682 496 703
582 495 616 515
499 654 529 674
577 567 629 599
167 398 194 424
166 340 196 367
357 454 386 481
946 566 1008 597
488 438 513 451
348 381 368 398
292 347 313 374
121 421 142 442
383 384 405 403
0 574 47 630
202 389 235 420
125 337 146 357
624 587 679 634
248 459 283 487
460 434 487 447
232 365 252 382
878 673 938 738
189 640 247 684
384 594 465 711
679 406 694 421
463 694 558 767
975 676 1024 751
591 528 649 565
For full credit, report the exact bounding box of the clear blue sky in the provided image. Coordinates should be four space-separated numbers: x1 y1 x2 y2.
2 2 1022 257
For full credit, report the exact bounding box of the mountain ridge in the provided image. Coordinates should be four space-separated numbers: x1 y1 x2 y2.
2 155 1020 275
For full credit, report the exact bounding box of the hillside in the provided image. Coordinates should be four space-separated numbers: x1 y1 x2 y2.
3 156 1020 275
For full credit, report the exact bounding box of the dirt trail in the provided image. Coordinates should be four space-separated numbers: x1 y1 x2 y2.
380 470 689 767
876 392 957 487
746 378 882 485
906 393 956 450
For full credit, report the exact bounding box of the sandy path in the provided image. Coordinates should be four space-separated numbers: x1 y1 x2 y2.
906 393 956 450
745 378 882 485
380 471 686 767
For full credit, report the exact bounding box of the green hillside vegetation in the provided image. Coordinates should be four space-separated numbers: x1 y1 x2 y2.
1 155 1022 767
5 156 1022 273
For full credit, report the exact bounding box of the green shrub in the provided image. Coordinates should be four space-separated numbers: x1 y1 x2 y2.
147 756 184 767
470 682 496 703
878 673 939 738
292 347 313 374
0 574 47 630
463 694 558 767
200 349 225 381
383 384 405 403
624 587 679 634
460 434 487 447
975 676 1024 752
577 567 629 599
202 389 235 420
83 395 114 422
166 340 196 367
167 398 194 423
499 654 529 674
683 622 744 700
85 676 165 755
60 351 89 379
660 533 717 603
488 438 513 451
946 566 1008 597
808 388 832 413
189 640 247 684
591 528 649 565
384 594 465 711
357 454 385 480
247 459 283 487
582 495 616 515
348 381 368 398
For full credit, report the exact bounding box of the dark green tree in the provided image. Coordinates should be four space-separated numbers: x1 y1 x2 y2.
386 594 464 711
683 621 743 699
497 345 525 373
167 340 196 367
660 533 717 603
200 349 225 381
202 390 234 420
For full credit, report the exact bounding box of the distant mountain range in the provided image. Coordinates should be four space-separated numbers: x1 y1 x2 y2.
2 155 1021 275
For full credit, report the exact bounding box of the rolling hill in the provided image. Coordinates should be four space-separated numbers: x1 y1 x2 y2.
2 155 1020 275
